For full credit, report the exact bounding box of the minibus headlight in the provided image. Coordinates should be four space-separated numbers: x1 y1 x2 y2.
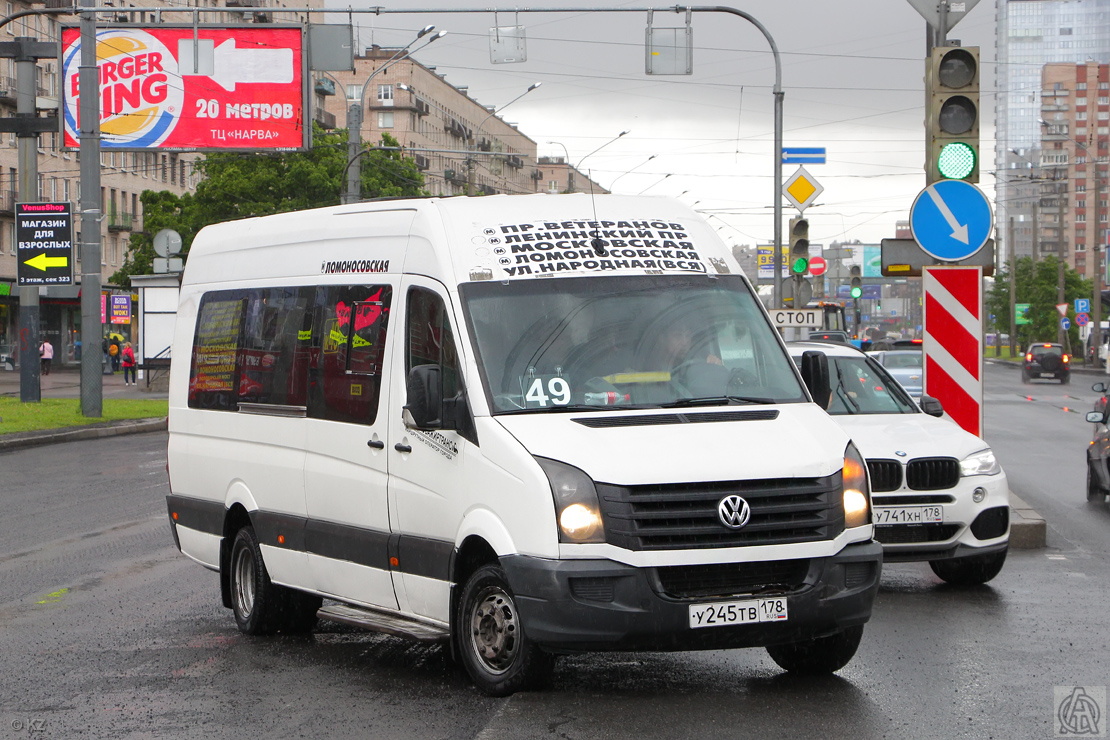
843 443 872 529
535 457 605 544
961 448 1001 477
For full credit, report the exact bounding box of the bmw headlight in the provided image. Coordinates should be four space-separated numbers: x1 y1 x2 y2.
961 448 1001 477
535 457 605 543
843 443 872 529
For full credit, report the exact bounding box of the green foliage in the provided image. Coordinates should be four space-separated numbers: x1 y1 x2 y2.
111 126 426 288
986 255 1092 349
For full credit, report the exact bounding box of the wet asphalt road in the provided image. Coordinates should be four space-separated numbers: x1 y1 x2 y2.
1 364 1108 739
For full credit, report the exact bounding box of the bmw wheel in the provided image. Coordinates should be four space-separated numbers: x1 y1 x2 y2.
765 625 863 674
456 563 554 696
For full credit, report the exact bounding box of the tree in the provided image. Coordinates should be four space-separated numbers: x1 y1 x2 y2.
986 255 1091 350
111 127 426 287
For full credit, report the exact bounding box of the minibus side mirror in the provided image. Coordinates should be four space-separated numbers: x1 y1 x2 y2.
919 395 944 418
800 351 831 410
404 364 443 430
1094 382 1108 393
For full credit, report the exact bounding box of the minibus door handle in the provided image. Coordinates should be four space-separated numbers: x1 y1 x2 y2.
367 439 385 449
394 442 412 453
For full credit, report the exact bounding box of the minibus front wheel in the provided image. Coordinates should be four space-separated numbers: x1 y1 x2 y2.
457 563 554 696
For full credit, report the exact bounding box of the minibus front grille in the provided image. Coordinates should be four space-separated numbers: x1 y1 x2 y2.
905 458 960 490
654 559 811 599
595 475 843 551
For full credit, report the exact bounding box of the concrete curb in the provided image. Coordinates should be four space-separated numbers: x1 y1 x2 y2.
1008 491 1047 549
0 417 168 453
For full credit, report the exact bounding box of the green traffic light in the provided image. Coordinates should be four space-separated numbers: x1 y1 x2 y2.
790 257 809 275
850 286 862 299
937 141 976 180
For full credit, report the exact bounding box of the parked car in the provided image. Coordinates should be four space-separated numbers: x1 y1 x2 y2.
1085 405 1110 502
1093 381 1108 416
790 341 1010 585
868 349 924 399
1022 343 1070 384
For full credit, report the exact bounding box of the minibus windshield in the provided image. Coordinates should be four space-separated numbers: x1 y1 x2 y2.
460 275 808 414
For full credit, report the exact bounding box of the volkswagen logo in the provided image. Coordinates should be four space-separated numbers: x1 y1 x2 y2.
717 495 752 529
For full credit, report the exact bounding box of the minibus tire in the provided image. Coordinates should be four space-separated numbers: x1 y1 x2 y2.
229 525 284 636
765 624 863 674
457 564 554 696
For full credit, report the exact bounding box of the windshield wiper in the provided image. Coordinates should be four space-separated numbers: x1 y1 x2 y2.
661 395 775 407
497 403 658 415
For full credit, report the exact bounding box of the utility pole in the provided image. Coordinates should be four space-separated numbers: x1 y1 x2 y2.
1057 178 1068 351
0 36 58 403
78 0 104 417
1009 216 1017 357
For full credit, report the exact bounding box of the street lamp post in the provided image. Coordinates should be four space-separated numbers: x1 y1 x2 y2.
576 129 629 173
466 82 541 196
343 26 445 205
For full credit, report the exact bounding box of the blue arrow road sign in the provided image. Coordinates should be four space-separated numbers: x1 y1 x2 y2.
782 147 826 164
1061 317 1071 331
910 180 993 262
1076 298 1090 314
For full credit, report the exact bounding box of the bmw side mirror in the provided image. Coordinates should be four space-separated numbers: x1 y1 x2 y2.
919 395 944 418
1093 382 1107 393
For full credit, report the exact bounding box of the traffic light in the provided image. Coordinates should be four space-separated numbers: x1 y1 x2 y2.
788 216 810 275
849 265 862 299
925 45 979 184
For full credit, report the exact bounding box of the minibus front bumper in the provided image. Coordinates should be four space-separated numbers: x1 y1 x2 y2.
500 540 882 653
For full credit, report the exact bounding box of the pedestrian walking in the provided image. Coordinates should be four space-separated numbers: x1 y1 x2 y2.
108 335 122 372
39 339 54 376
121 342 137 385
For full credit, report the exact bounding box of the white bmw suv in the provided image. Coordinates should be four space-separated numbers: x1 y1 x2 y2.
789 341 1010 585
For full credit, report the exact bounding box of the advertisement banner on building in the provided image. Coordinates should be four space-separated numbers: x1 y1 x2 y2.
862 244 883 278
60 26 307 151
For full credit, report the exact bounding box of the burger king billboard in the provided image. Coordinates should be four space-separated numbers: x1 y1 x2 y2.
60 26 307 151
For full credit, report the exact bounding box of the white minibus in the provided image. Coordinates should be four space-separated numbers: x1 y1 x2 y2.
166 194 881 695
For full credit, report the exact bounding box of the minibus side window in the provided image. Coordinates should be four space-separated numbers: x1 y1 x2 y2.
239 287 313 406
406 287 461 401
307 285 392 425
189 291 248 411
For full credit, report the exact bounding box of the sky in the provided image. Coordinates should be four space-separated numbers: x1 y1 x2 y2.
324 0 999 252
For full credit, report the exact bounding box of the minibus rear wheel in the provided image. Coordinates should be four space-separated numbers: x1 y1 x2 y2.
457 563 554 696
229 525 285 636
765 625 863 674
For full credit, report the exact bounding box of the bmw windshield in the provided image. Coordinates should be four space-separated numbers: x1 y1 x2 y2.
459 274 808 414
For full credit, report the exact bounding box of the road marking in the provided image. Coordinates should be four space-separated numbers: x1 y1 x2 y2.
35 587 69 604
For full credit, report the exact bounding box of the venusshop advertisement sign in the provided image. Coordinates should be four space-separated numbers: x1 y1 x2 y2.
60 26 307 151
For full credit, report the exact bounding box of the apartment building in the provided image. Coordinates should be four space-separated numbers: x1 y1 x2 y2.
995 0 1110 264
317 47 605 199
1037 62 1109 278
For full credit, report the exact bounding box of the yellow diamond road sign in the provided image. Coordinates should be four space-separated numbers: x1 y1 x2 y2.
782 166 824 212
